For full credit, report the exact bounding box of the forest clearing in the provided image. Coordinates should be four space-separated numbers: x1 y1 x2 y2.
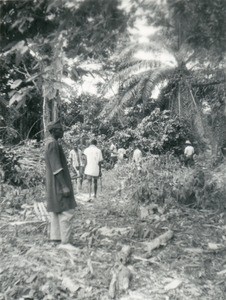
1 165 226 300
1 0 226 299
1 143 226 300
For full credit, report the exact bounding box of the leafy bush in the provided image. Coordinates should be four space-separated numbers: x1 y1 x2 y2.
105 109 191 157
0 142 21 186
126 153 226 210
0 140 45 188
134 109 190 154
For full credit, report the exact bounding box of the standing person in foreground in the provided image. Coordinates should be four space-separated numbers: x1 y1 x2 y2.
83 139 103 200
132 143 143 172
184 140 195 167
45 120 77 245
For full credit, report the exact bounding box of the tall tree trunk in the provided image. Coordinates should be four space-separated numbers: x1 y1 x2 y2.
42 85 49 138
52 91 60 122
178 82 181 117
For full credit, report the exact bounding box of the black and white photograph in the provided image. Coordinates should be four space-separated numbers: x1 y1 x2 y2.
0 0 226 299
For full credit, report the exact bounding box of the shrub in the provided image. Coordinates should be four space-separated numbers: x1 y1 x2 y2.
126 153 226 210
0 140 45 188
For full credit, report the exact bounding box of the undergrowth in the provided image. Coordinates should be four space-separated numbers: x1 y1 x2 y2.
119 153 226 211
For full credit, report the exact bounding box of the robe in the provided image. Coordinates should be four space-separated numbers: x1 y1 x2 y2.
45 137 76 213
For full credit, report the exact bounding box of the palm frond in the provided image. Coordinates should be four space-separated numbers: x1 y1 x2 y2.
122 70 151 90
111 60 162 85
101 66 175 120
142 67 175 101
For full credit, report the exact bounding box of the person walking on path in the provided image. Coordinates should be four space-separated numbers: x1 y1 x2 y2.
117 146 127 164
45 120 77 245
69 144 85 192
132 144 143 172
184 140 195 167
109 140 118 168
83 139 103 200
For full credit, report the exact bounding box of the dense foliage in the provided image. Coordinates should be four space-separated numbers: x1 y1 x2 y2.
125 154 226 210
1 0 226 212
0 0 127 142
102 0 226 155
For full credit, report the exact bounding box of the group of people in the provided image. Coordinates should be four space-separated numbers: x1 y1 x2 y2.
68 139 103 199
110 141 143 171
44 120 195 246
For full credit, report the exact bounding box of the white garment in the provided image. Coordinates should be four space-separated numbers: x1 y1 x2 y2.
69 150 78 170
184 145 194 157
110 143 117 157
69 149 83 171
84 145 103 176
118 148 126 160
49 209 74 244
132 148 142 165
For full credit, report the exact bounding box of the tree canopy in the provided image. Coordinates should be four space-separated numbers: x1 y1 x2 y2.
0 0 225 155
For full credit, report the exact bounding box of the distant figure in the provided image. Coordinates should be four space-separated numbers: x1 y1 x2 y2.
45 120 76 245
132 144 143 171
109 140 118 168
184 140 195 167
117 146 127 163
69 144 84 192
83 139 103 200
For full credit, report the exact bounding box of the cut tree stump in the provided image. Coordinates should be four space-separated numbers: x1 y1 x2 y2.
117 245 132 265
109 245 133 299
108 266 132 299
117 265 132 292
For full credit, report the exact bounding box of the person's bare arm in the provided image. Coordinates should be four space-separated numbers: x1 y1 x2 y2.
83 154 87 169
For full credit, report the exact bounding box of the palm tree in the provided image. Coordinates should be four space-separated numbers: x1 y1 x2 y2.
101 0 226 155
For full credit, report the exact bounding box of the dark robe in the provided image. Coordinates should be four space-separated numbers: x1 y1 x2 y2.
45 137 76 213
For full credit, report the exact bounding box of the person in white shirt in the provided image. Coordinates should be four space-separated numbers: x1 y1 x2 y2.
83 139 103 199
117 146 127 163
69 145 84 191
109 141 118 168
184 140 195 167
132 144 143 171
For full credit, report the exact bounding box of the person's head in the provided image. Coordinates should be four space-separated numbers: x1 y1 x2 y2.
91 139 97 146
48 120 63 140
185 140 192 146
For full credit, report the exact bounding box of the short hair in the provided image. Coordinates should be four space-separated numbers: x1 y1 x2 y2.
91 139 97 145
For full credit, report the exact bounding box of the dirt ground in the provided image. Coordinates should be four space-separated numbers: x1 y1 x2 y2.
1 169 226 299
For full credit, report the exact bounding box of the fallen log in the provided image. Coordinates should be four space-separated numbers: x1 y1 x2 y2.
108 271 117 299
145 229 173 254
